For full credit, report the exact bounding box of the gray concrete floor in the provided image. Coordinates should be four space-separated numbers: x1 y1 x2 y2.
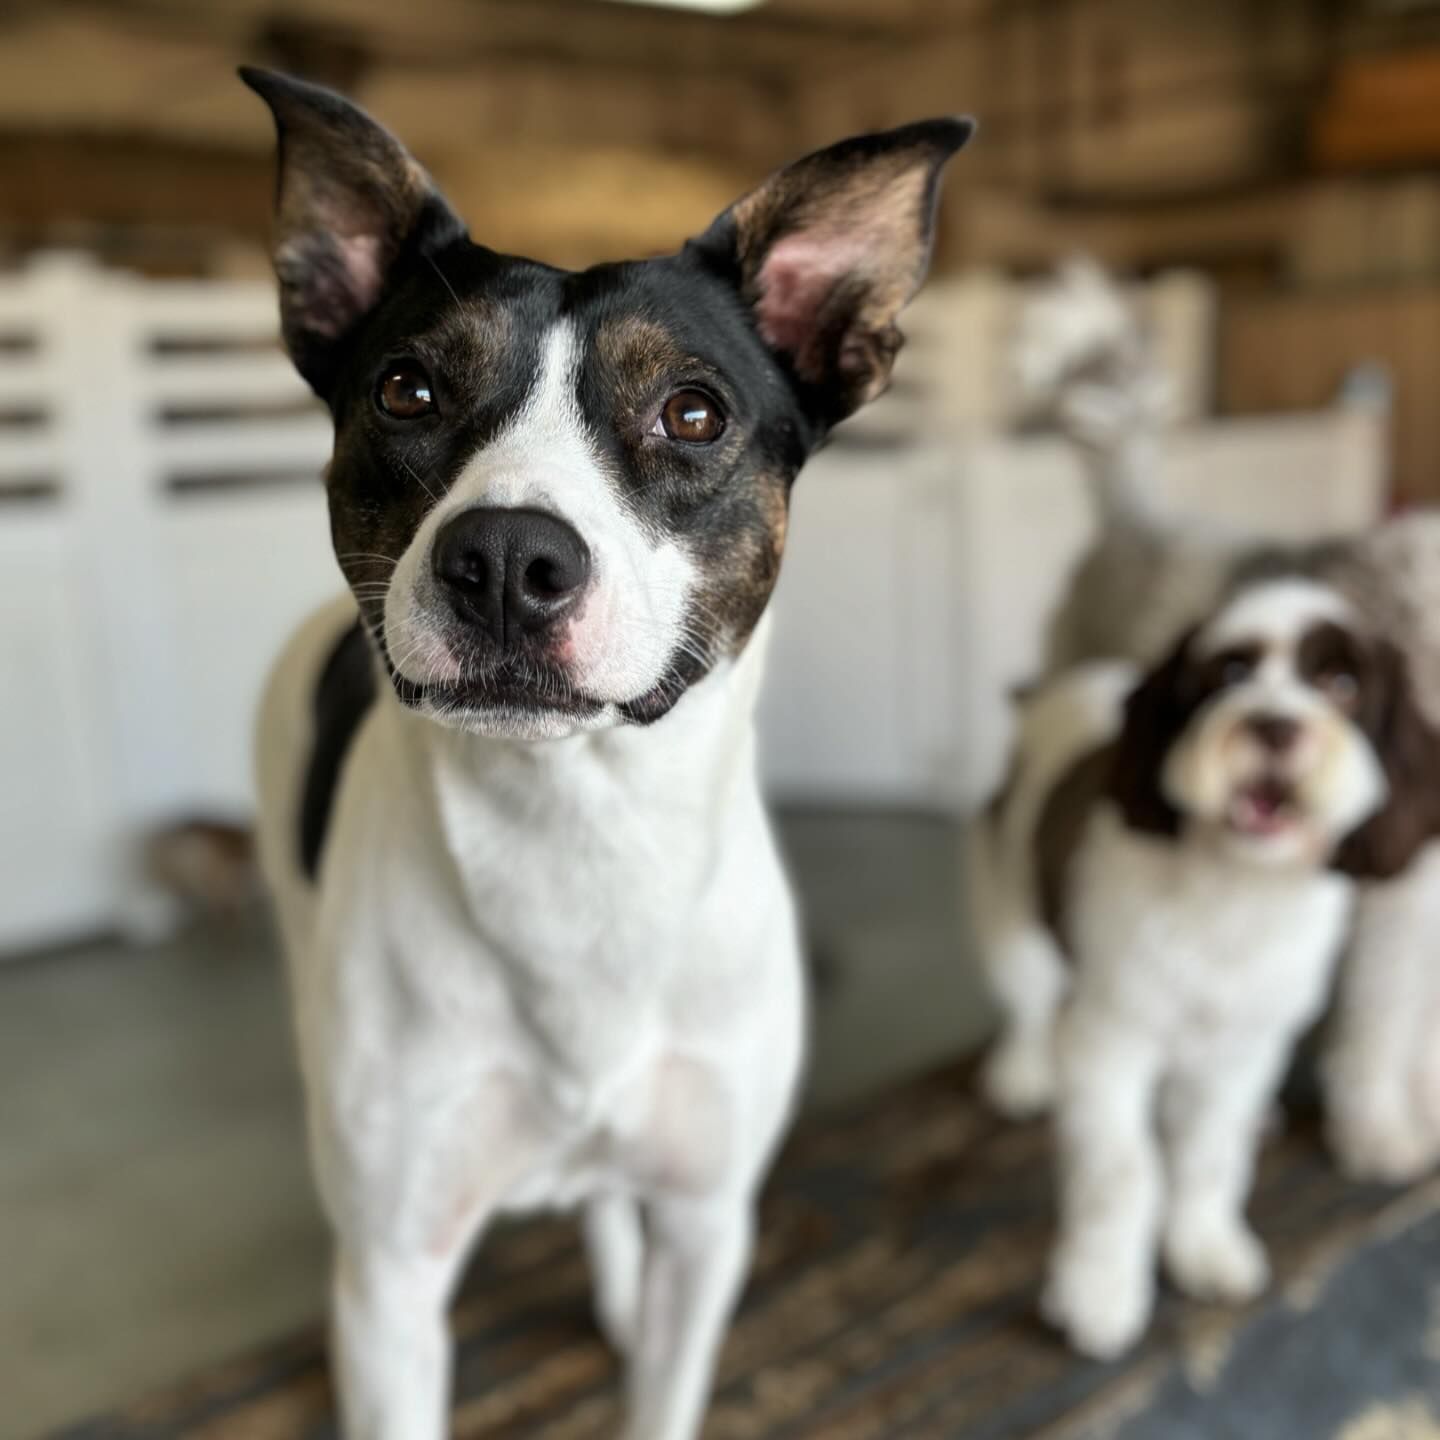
0 811 993 1440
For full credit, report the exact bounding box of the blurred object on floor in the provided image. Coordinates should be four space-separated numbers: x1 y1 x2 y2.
145 818 257 917
118 816 261 945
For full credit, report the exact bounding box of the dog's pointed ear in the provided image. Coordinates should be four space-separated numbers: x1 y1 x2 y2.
240 67 466 393
690 117 974 429
1333 639 1440 880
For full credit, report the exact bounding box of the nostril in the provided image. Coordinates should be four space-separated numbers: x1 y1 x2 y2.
452 554 489 592
433 506 588 641
523 556 569 600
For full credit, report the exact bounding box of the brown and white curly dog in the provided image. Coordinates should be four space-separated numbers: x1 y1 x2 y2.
1010 260 1440 1184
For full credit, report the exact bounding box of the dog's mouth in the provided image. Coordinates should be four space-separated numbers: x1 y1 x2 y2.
1227 775 1300 838
392 661 605 721
369 618 695 731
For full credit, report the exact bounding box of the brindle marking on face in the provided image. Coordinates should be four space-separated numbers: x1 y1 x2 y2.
244 68 971 728
593 316 694 428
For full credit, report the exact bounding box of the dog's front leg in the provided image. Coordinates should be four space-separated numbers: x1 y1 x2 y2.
333 1241 464 1440
623 1194 754 1440
1160 1036 1287 1307
1043 1003 1165 1361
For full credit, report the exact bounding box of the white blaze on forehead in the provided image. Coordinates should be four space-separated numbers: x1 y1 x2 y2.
383 319 696 706
447 319 601 514
1196 578 1357 657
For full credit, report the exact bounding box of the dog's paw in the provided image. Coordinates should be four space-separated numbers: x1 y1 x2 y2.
981 1039 1056 1121
1041 1251 1153 1361
1328 1099 1440 1185
1164 1218 1270 1306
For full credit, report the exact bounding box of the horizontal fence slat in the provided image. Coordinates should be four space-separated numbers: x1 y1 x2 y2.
141 351 315 408
0 298 45 332
0 431 60 477
152 413 332 476
0 384 56 413
134 284 283 340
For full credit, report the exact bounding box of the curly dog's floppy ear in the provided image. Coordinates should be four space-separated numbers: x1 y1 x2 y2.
1333 639 1440 880
1107 627 1202 838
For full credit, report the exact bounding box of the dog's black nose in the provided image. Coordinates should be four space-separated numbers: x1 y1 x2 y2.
432 507 590 644
1246 713 1301 753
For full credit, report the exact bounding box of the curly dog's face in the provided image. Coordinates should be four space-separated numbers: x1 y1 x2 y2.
1113 578 1440 875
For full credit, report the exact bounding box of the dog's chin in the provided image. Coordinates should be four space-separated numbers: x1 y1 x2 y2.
416 698 616 742
391 666 611 741
390 663 701 741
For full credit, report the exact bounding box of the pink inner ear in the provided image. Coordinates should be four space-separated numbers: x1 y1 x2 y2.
754 231 875 374
280 230 386 340
331 232 385 324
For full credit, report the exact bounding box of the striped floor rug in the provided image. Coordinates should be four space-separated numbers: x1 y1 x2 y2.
56 1064 1440 1439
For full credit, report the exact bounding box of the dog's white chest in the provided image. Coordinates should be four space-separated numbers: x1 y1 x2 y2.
1072 807 1352 1034
500 1050 738 1214
290 661 803 1254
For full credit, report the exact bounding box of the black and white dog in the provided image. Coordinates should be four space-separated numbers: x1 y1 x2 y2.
972 575 1440 1359
242 69 969 1440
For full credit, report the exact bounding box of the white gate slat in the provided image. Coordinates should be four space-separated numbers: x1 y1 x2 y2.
0 356 58 406
137 283 284 339
153 413 332 477
0 254 343 955
0 298 43 331
161 487 340 812
0 513 119 950
0 432 61 477
142 351 314 408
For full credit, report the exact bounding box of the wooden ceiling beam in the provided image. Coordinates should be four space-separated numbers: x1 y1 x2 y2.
45 0 942 77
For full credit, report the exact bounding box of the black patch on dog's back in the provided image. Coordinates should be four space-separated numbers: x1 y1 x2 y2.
300 620 376 880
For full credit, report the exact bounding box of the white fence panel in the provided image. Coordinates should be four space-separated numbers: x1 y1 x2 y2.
0 256 336 954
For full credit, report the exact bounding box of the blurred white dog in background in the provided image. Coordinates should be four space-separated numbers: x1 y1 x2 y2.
974 572 1440 1357
999 260 1440 1186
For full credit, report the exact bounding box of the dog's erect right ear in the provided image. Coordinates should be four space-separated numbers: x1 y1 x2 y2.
240 67 465 393
690 116 974 431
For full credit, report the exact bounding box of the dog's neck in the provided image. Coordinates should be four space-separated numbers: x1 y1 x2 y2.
381 619 774 1098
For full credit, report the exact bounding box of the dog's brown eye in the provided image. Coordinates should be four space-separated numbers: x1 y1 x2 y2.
656 389 724 444
377 363 436 420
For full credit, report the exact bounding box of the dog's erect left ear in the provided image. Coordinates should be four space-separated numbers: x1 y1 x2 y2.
240 67 466 393
691 117 975 429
